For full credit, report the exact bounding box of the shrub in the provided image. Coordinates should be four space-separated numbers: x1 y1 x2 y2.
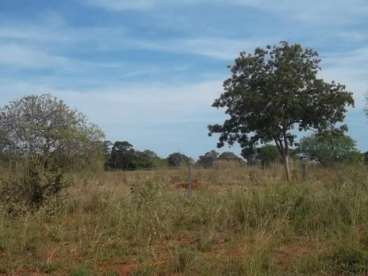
326 245 368 274
0 156 69 213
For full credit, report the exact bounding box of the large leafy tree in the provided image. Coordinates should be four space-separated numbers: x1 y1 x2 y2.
0 94 104 171
209 42 354 181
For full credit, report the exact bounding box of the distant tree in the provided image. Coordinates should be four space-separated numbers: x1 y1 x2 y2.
298 127 362 166
141 150 167 168
106 142 162 170
218 151 242 161
209 42 354 181
142 150 159 160
217 151 245 165
132 151 155 169
167 152 191 167
196 150 219 168
107 141 136 170
136 149 164 169
257 145 280 166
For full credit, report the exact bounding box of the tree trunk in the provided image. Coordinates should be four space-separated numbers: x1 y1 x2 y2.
274 134 291 182
283 153 291 182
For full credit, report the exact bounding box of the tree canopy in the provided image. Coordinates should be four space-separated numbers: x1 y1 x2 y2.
209 42 354 180
105 141 163 170
167 152 192 167
196 150 219 168
218 152 243 162
298 127 361 166
0 94 104 171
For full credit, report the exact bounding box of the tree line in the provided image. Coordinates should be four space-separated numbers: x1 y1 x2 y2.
102 140 248 170
102 134 365 171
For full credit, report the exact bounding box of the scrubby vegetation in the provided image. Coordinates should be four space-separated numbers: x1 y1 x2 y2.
1 165 368 275
1 42 368 275
0 94 104 213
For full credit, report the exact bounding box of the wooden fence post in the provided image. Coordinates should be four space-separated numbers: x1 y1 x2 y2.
187 163 192 198
301 161 307 181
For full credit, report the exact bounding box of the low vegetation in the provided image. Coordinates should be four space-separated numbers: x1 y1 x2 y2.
1 165 368 275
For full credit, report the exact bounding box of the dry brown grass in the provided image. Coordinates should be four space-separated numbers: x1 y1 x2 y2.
1 164 368 275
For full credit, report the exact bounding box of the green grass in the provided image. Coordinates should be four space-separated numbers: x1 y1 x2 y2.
1 164 368 274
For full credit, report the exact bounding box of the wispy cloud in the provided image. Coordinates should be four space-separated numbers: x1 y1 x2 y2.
137 37 273 60
57 80 223 124
0 18 271 64
0 78 224 155
84 0 157 11
0 77 223 123
336 31 368 43
83 0 368 25
322 47 368 107
247 0 368 24
0 44 69 69
1 0 368 153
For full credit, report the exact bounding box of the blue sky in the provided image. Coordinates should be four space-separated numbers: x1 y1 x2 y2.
1 0 368 157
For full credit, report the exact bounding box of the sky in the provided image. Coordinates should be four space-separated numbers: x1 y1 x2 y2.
0 0 368 157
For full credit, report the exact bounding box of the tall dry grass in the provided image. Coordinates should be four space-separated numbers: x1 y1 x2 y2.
1 164 368 275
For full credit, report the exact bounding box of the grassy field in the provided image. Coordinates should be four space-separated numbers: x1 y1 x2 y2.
1 165 368 275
